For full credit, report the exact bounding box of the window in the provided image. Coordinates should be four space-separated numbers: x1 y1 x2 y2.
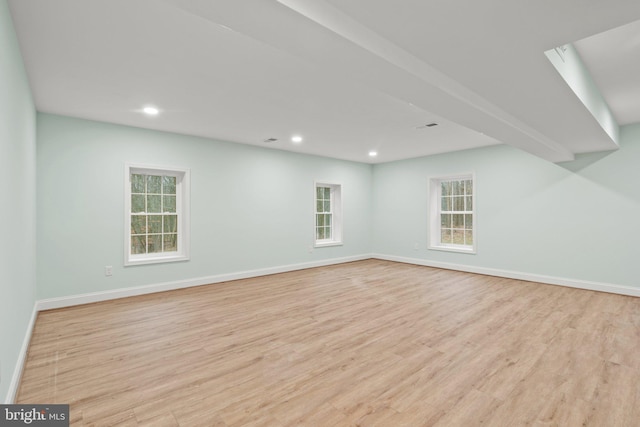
429 174 475 253
315 182 342 247
125 164 190 265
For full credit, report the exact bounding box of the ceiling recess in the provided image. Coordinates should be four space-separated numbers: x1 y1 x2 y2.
263 138 278 143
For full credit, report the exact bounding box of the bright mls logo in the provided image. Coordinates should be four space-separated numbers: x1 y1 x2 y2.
0 405 69 426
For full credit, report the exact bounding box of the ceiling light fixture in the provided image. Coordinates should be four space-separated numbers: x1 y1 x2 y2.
291 135 303 143
369 151 378 157
142 106 159 116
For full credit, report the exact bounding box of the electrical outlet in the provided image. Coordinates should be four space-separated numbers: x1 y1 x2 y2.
105 266 113 277
414 242 420 250
308 246 314 253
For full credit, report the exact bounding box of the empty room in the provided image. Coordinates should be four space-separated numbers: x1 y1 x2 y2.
2 0 640 425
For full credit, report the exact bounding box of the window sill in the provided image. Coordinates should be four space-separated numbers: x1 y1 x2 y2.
125 254 189 267
428 244 476 255
314 241 343 248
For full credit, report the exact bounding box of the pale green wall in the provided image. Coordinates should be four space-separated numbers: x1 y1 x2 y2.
0 0 37 402
373 125 640 287
37 112 640 301
36 114 373 299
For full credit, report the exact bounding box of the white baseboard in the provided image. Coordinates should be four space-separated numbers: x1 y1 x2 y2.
37 254 372 311
372 253 640 297
38 253 638 312
5 304 38 404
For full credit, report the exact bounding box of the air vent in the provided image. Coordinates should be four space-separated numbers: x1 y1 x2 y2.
263 138 278 143
416 123 438 129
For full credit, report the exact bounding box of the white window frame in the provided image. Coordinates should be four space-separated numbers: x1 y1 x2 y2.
124 163 190 266
428 173 476 254
314 182 343 247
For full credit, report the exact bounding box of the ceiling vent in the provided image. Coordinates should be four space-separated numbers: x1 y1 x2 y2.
416 123 438 129
263 138 278 143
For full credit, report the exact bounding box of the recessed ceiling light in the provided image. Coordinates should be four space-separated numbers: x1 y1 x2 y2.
369 151 378 157
142 106 159 116
291 135 303 143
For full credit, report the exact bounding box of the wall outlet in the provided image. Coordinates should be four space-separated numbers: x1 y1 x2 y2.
414 242 420 250
105 266 113 277
308 246 314 253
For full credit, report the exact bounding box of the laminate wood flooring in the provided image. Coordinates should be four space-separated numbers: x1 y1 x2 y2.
16 260 640 426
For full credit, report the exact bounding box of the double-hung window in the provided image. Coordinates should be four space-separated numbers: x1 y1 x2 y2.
429 174 475 253
125 164 190 265
315 182 342 247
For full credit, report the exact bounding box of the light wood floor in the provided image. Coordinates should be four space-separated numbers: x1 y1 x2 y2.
17 260 640 426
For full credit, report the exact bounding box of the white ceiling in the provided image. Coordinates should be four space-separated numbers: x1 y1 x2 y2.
574 19 640 126
7 0 640 164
